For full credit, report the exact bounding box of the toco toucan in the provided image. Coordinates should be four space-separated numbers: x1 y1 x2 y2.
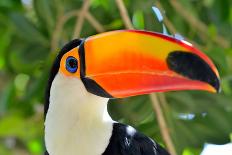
44 30 220 155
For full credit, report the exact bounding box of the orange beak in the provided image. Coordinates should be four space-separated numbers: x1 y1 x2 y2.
79 30 220 98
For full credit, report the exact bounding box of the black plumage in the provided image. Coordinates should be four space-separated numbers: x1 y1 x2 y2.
103 123 170 155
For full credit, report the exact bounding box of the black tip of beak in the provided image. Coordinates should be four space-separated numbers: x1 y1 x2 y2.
167 51 220 93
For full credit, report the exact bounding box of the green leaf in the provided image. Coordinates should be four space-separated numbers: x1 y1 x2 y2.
0 26 12 69
33 0 54 34
230 133 232 142
132 10 144 29
0 82 15 115
182 147 201 155
0 0 22 13
27 139 43 154
10 13 48 46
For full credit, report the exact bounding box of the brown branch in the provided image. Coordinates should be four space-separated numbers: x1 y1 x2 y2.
169 0 230 48
50 15 64 52
157 93 169 110
51 10 105 52
150 94 177 155
72 0 91 39
86 12 105 32
51 11 80 52
115 0 134 29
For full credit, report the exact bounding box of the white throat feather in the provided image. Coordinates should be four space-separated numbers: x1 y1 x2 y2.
45 73 113 155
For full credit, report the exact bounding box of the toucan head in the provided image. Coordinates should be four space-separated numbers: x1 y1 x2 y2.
52 30 220 99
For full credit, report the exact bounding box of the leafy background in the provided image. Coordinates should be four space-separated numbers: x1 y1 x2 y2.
0 0 231 154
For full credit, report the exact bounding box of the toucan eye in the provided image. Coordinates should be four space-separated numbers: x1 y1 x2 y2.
66 56 78 73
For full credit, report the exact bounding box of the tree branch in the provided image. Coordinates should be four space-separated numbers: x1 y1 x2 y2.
115 0 134 29
51 10 105 52
150 94 177 155
169 0 230 48
85 12 105 32
51 11 80 52
72 0 91 39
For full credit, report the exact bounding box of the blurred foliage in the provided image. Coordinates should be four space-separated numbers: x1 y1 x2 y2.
0 0 231 154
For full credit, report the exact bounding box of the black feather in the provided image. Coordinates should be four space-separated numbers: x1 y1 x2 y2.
103 123 170 155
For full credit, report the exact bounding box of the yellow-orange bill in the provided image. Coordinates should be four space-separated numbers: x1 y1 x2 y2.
80 30 220 98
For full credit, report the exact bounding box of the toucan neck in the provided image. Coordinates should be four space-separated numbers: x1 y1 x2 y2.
47 73 111 120
45 73 113 155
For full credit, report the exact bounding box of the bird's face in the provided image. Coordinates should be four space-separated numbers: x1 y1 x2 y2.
58 30 220 99
59 46 81 78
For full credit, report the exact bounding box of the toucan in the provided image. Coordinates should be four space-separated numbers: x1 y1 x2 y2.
44 30 220 155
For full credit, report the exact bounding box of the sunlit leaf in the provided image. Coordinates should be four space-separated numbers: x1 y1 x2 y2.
132 10 144 29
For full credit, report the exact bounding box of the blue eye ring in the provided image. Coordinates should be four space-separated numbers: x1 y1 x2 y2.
66 56 78 73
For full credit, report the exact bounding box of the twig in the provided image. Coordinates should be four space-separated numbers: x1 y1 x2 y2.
150 94 177 155
157 93 168 110
85 12 105 32
72 0 91 39
51 10 105 52
51 11 79 52
169 0 230 48
115 0 134 29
